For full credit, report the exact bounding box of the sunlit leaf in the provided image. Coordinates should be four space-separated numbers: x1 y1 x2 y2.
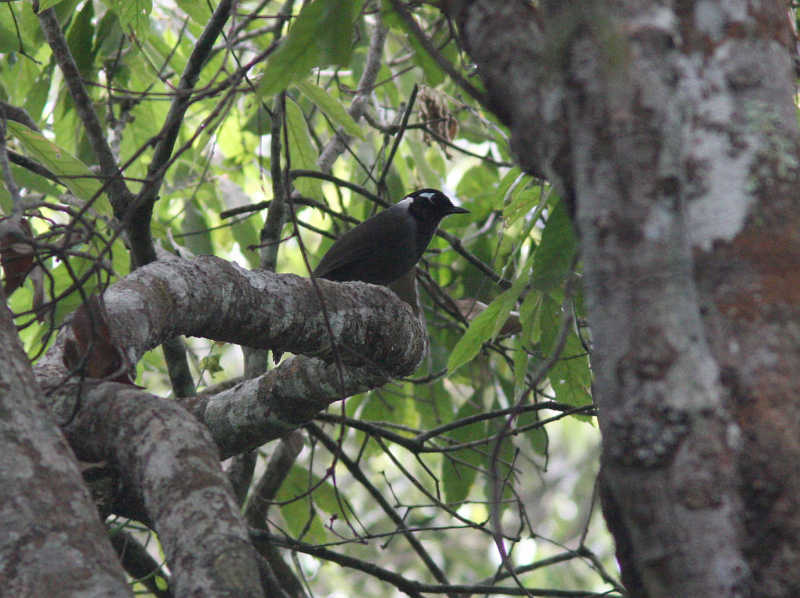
258 0 356 97
448 258 530 374
285 97 321 199
6 121 107 213
296 79 364 140
102 0 152 36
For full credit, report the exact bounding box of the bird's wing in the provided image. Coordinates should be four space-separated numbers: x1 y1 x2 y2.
313 209 409 281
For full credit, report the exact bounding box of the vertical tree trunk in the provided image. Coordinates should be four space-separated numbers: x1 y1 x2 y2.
445 1 800 595
0 300 132 597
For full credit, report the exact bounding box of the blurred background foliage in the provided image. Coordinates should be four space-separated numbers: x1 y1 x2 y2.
0 0 619 595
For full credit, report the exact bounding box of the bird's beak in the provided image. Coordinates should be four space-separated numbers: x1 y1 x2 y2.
447 205 469 215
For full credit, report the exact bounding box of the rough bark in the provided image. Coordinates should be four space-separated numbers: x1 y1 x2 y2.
0 301 132 598
29 254 427 597
37 255 426 383
444 1 800 596
50 381 265 598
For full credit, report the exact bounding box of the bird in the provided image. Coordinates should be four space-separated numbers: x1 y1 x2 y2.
313 188 468 285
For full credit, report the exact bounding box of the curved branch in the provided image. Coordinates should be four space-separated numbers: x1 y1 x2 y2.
35 255 428 457
51 381 265 598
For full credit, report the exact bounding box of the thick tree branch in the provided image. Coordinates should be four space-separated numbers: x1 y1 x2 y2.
35 255 427 457
441 0 555 183
441 1 800 595
51 381 265 598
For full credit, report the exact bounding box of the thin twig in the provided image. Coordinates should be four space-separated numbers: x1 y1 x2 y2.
387 0 489 109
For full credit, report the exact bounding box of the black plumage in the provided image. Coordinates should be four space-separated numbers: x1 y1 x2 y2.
313 189 468 285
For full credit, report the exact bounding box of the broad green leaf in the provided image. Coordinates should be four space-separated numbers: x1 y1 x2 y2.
284 98 321 199
503 179 545 228
6 121 107 213
407 33 443 86
102 0 152 36
531 198 576 292
296 79 364 140
175 0 212 24
456 165 498 204
539 295 592 407
275 466 327 543
0 16 18 53
549 332 592 407
448 257 531 374
94 9 125 58
496 167 522 201
66 0 95 76
0 163 61 214
231 213 262 269
258 0 356 97
36 0 68 11
24 60 54 123
360 384 418 431
519 291 542 347
414 378 456 429
442 398 485 505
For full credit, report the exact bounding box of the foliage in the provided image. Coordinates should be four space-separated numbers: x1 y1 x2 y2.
0 1 616 596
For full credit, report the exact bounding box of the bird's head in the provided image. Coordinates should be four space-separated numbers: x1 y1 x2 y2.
405 189 469 226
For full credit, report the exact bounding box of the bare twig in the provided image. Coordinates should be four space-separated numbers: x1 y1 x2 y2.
37 9 134 217
317 14 387 172
387 0 489 108
133 0 236 266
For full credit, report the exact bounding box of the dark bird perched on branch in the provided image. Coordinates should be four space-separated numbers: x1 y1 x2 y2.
313 188 468 286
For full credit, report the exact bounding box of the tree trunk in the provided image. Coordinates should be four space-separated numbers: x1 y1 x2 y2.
0 299 132 597
445 1 800 595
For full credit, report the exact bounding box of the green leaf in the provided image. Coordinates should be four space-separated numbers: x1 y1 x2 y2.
175 0 212 24
531 198 576 292
230 213 262 269
503 179 545 229
442 398 485 505
296 79 364 140
6 121 107 213
284 97 321 199
36 0 68 11
448 260 530 374
66 0 95 76
275 466 327 543
102 0 152 36
258 0 356 98
539 296 592 407
0 163 61 214
519 291 542 347
0 15 18 53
